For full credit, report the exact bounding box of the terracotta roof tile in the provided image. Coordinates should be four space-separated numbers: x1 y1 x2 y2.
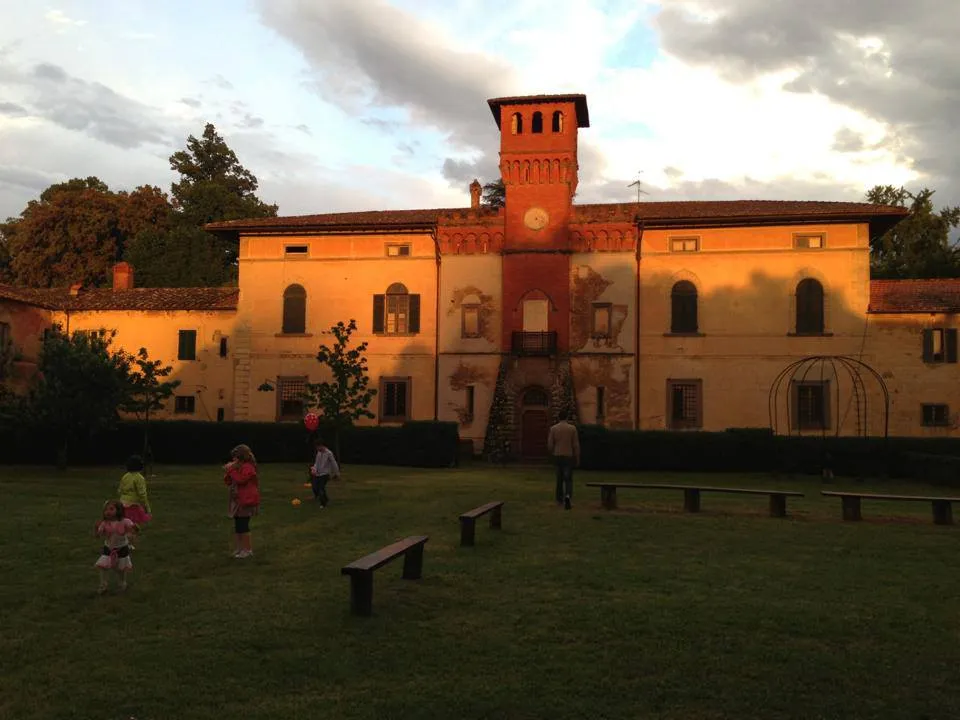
869 279 960 314
205 200 908 234
0 284 238 312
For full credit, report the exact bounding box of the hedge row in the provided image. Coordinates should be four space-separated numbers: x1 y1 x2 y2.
0 419 460 468
577 425 960 482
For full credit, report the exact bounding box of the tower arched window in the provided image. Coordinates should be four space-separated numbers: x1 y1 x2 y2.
532 111 543 133
511 112 523 135
282 284 307 334
552 111 564 132
795 279 824 334
670 281 698 334
373 282 421 335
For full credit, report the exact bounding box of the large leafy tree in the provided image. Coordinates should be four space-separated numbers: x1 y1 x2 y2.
124 226 235 287
29 326 133 468
304 319 377 461
867 185 960 278
0 178 172 287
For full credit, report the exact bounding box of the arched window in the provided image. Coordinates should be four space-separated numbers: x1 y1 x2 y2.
795 279 824 334
532 111 543 133
511 112 523 135
373 282 421 335
552 111 564 132
282 284 306 334
670 281 698 334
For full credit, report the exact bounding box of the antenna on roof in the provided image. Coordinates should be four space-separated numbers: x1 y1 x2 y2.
628 171 648 204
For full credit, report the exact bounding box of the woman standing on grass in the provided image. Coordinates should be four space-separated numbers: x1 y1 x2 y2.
223 444 260 558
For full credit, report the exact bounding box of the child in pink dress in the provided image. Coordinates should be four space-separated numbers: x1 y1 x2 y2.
94 500 137 594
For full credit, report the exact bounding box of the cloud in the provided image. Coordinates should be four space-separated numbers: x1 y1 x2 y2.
205 74 234 90
0 101 27 117
238 113 265 129
179 97 202 108
0 57 170 149
294 123 311 135
44 10 87 28
0 165 63 194
654 0 960 196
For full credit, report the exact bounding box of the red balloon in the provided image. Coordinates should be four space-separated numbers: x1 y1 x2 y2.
304 413 319 431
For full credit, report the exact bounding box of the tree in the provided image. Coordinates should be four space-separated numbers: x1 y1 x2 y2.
304 319 377 461
1 179 172 288
867 185 960 278
124 226 236 287
29 326 132 469
119 347 181 468
481 178 505 209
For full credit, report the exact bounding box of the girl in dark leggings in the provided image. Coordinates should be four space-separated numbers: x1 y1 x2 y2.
223 444 260 558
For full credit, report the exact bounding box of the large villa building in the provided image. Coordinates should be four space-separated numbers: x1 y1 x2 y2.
2 93 959 457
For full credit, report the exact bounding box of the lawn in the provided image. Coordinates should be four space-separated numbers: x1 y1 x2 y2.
2 462 959 720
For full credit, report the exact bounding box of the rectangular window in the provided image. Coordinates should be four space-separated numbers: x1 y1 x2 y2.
276 376 307 421
174 396 196 414
793 381 830 430
591 303 612 337
381 377 411 422
386 244 411 257
178 330 197 360
219 337 228 358
922 404 950 427
667 379 702 429
284 244 309 256
465 385 475 423
462 305 481 338
0 321 9 349
670 237 699 252
922 328 958 364
794 234 825 249
596 386 606 423
216 407 225 422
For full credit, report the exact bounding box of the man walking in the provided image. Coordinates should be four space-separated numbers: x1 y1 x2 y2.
547 410 580 510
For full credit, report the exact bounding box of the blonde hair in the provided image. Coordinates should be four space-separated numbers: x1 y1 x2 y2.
231 444 256 465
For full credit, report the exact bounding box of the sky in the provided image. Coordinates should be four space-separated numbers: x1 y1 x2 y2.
0 0 957 222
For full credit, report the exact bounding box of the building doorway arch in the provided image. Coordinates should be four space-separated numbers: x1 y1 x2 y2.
520 385 550 459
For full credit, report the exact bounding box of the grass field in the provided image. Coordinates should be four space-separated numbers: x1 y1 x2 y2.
2 462 960 720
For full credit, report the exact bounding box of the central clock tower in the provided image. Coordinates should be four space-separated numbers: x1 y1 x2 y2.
487 94 589 251
487 94 590 356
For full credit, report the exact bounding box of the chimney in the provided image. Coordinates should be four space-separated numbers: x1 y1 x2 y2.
69 283 82 297
469 178 482 209
112 261 134 291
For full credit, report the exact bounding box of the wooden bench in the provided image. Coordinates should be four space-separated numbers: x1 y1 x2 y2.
585 483 804 517
459 501 504 546
822 491 960 525
340 535 428 616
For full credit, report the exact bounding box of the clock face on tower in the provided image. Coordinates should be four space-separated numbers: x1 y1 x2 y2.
523 206 549 231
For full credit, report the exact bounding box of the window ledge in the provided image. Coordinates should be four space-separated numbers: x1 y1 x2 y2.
663 332 705 338
274 333 314 338
374 333 420 337
379 418 408 425
787 332 833 337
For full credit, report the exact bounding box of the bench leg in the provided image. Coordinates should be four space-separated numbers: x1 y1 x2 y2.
600 486 617 510
490 506 502 530
841 496 861 521
402 543 424 580
349 571 373 617
932 500 953 525
683 488 701 513
769 494 787 518
460 517 476 547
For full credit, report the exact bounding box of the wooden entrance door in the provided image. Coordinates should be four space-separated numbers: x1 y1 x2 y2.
521 409 550 459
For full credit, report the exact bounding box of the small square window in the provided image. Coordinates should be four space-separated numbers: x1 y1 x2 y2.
667 379 702 429
277 376 307 421
670 237 699 252
386 244 411 257
381 377 411 422
794 234 825 249
216 407 225 422
922 404 950 427
285 245 309 256
174 396 196 414
219 337 228 357
793 381 830 430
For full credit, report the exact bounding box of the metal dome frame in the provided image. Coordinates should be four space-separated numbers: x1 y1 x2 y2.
768 355 890 438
